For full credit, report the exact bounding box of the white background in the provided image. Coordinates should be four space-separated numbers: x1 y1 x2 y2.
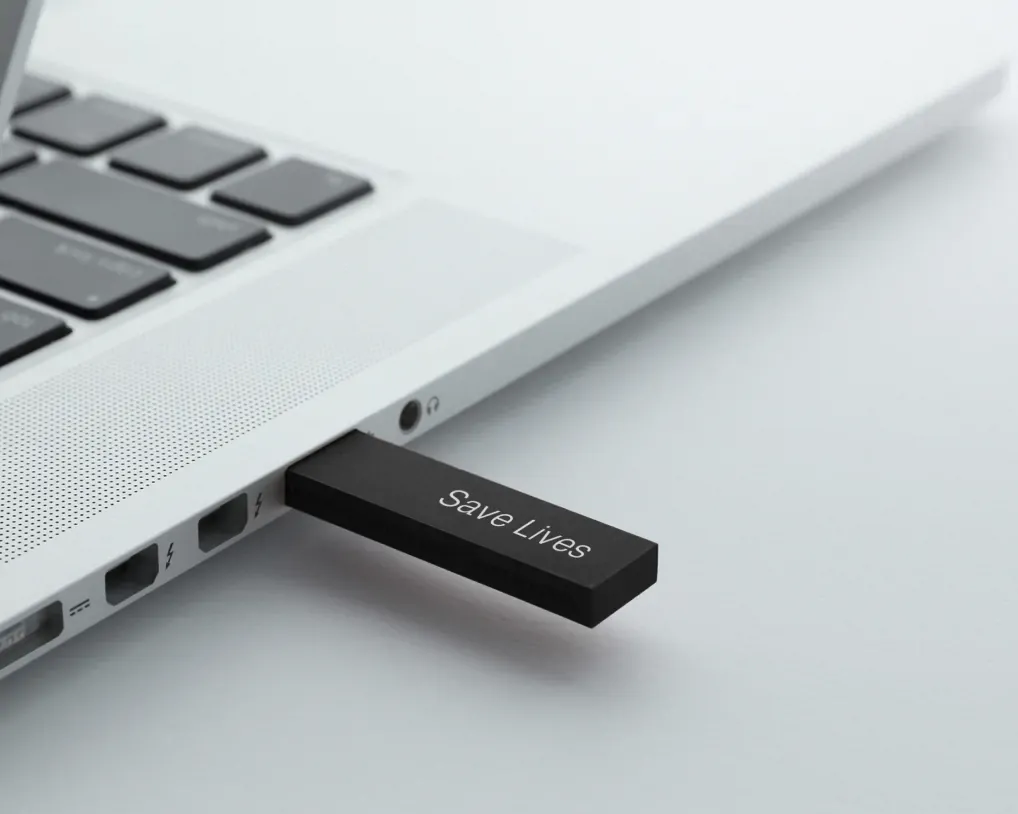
2 2 1018 812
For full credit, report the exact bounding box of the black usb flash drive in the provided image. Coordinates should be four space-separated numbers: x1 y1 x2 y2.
285 431 658 627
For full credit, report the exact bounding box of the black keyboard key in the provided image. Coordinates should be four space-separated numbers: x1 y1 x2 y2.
14 95 165 156
110 126 266 190
13 75 71 115
0 162 271 271
0 218 175 319
0 140 37 175
0 296 70 368
213 158 372 226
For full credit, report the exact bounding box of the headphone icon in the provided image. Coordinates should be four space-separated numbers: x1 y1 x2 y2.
426 396 440 415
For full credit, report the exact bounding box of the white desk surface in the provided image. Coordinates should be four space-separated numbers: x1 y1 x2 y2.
2 5 1018 813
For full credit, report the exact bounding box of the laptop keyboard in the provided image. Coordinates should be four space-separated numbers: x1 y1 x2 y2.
0 217 174 319
12 75 71 116
14 95 167 156
0 74 374 370
110 127 266 190
0 162 272 270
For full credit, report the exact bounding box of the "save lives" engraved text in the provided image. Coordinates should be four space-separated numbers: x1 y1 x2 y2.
438 489 590 558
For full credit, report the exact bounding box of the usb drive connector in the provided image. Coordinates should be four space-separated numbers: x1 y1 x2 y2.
285 431 658 627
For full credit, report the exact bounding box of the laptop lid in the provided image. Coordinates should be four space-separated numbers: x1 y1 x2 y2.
0 0 43 131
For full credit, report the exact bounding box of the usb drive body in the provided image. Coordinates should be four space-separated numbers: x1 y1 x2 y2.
285 432 658 627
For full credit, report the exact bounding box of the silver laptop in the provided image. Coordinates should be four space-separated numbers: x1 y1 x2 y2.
0 0 1007 677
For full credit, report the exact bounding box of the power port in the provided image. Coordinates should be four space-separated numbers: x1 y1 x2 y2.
0 601 63 671
198 494 248 553
105 545 159 606
399 399 421 433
